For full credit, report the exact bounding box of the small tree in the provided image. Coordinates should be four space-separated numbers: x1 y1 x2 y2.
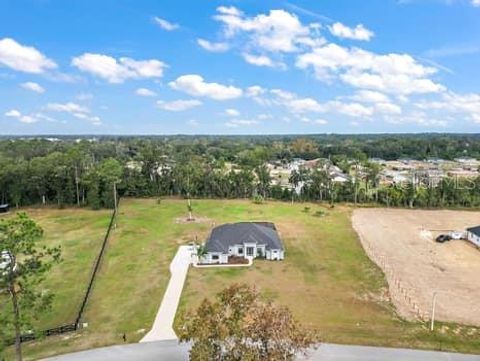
196 244 208 261
179 284 318 361
0 213 61 361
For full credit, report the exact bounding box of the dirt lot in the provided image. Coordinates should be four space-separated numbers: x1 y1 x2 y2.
353 208 480 326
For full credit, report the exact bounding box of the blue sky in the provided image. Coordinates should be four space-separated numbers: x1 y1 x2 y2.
1 0 480 134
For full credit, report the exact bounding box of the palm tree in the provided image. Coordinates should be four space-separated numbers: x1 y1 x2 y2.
288 169 301 204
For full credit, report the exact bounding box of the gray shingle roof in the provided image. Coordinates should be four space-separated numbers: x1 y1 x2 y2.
205 222 283 253
467 226 480 237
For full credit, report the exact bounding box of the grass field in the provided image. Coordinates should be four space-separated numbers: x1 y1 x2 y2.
0 208 111 330
3 199 480 360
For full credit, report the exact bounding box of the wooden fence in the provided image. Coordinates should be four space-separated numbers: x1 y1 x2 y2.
6 200 119 346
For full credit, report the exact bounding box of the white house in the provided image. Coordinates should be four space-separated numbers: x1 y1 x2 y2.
466 226 480 247
201 222 285 264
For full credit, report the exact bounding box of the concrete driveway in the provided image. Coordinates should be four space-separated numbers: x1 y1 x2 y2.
44 341 480 361
140 245 193 342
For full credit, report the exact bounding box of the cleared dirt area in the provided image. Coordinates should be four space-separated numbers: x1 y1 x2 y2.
353 208 480 326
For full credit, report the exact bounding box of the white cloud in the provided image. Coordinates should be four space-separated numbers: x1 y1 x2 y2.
153 16 179 31
386 110 448 128
473 0 480 6
352 90 390 103
20 81 45 93
350 90 401 114
246 85 270 105
286 97 325 113
187 119 199 127
33 113 58 122
329 22 374 41
70 112 102 125
136 88 157 97
225 119 259 127
214 7 315 53
257 113 272 120
5 109 21 118
300 117 328 125
271 88 296 100
374 102 402 114
326 101 374 117
5 109 39 123
45 102 102 125
197 39 229 52
216 6 243 17
0 38 57 74
246 85 267 97
169 74 243 100
296 43 444 94
46 102 89 114
242 53 286 69
156 99 203 111
18 115 37 123
270 87 376 117
415 92 480 123
72 53 166 83
225 108 240 116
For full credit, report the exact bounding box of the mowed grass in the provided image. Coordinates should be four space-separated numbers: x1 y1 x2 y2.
6 198 480 360
0 207 111 331
175 200 480 353
9 198 204 360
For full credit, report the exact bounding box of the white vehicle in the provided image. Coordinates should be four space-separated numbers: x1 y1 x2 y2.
449 231 465 240
0 250 16 276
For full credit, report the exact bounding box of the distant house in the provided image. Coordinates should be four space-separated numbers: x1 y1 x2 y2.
466 226 480 247
0 204 9 214
201 222 285 264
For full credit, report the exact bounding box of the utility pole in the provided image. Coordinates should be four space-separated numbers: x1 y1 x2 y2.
430 291 437 331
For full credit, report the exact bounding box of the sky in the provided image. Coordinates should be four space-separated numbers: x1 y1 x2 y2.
1 0 480 135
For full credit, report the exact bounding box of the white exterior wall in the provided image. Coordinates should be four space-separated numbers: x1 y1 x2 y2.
204 244 284 264
203 252 229 264
266 249 284 261
467 232 480 247
228 244 245 257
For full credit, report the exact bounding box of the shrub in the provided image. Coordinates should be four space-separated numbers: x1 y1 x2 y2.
313 209 327 217
252 195 264 204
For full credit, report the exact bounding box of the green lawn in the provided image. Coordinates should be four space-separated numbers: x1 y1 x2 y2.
1 208 111 329
3 199 480 360
175 200 480 353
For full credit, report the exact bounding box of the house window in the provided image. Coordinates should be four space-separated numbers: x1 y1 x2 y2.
246 247 254 256
212 255 219 260
238 247 243 254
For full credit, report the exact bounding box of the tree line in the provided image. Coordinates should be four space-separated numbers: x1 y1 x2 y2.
1 135 480 209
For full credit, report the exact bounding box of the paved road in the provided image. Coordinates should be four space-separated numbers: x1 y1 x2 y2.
44 341 480 361
140 245 193 342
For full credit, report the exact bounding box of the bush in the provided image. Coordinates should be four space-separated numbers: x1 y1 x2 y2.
252 195 264 204
313 209 327 217
303 206 310 213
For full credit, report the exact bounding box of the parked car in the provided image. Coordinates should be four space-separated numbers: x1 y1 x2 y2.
436 234 451 243
449 231 464 240
0 250 16 276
